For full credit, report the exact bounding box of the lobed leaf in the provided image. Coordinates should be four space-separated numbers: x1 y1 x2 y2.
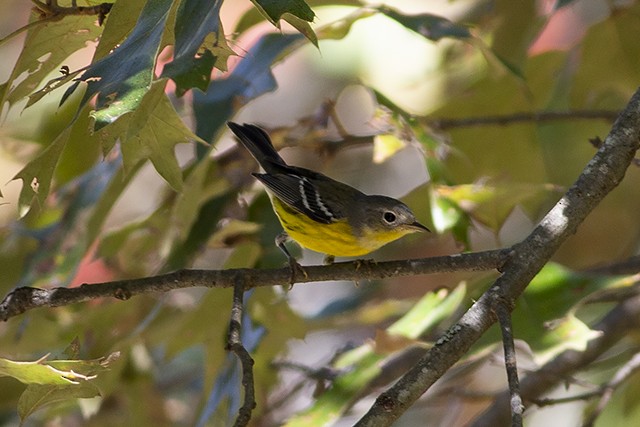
162 0 234 95
63 0 173 130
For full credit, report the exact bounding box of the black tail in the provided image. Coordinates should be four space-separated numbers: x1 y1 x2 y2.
227 122 287 173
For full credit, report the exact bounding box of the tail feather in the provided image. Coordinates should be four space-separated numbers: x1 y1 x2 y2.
227 122 287 173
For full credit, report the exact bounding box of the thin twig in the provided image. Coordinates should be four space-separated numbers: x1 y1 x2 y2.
471 296 640 426
582 351 640 427
495 298 523 427
226 276 256 427
430 110 619 130
0 249 509 321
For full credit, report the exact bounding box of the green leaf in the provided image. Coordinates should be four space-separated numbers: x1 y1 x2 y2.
535 314 601 363
314 8 376 40
282 13 318 47
94 0 147 60
162 0 234 95
377 5 471 41
388 284 466 339
373 134 405 163
18 383 100 422
0 356 98 385
13 128 70 218
433 182 560 231
0 14 103 109
120 80 207 191
251 0 315 26
63 0 174 130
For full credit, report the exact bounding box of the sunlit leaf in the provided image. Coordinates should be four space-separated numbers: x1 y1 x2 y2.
0 354 112 385
433 182 560 231
373 133 405 163
535 314 601 364
387 284 466 340
0 14 102 109
121 80 207 191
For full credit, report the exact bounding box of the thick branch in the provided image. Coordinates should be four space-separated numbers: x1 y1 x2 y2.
0 249 509 321
355 88 640 426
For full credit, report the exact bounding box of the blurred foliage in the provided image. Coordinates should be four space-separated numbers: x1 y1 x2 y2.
0 0 640 425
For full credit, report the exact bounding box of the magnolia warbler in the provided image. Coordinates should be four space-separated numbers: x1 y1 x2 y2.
228 122 429 265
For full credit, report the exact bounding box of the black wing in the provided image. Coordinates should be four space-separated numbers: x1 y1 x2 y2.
254 172 342 224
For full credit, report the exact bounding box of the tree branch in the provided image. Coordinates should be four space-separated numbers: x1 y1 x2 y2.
0 249 509 321
430 110 619 130
496 301 523 426
226 277 256 427
355 87 640 426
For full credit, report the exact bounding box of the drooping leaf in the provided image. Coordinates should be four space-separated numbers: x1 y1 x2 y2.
377 5 471 41
314 8 376 40
13 128 70 218
120 80 207 191
162 0 234 95
18 383 101 422
251 0 315 26
62 0 174 130
0 14 102 109
282 13 318 47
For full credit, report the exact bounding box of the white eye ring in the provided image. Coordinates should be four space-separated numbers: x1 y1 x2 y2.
383 211 397 224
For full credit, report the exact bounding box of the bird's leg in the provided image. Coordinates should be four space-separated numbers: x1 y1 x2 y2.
275 232 307 284
323 254 335 265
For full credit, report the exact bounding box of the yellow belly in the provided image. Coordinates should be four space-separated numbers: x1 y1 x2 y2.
270 198 410 257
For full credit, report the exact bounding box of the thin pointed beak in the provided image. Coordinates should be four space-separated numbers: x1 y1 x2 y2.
410 221 431 232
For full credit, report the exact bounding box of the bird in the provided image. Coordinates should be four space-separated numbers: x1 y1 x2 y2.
228 122 429 272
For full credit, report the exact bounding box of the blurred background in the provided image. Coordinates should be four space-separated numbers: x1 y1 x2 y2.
1 0 640 426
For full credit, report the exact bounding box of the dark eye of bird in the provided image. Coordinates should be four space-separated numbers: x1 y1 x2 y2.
383 211 397 224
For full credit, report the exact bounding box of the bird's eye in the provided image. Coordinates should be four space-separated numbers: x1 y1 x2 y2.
383 211 397 224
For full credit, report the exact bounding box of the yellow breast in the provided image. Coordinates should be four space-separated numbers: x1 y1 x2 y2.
270 197 411 257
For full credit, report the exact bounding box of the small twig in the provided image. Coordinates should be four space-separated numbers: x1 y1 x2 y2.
582 351 640 427
0 249 510 321
527 352 640 426
472 296 640 426
430 110 619 130
226 276 256 427
495 296 523 427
